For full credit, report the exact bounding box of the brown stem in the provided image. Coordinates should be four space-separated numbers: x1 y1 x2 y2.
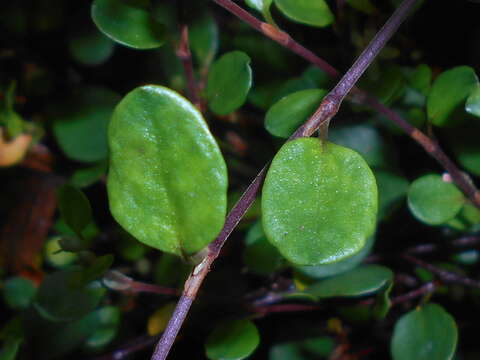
176 25 201 109
151 1 418 359
213 0 480 208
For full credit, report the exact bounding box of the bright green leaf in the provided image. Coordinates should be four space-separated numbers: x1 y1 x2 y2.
265 89 327 138
3 277 36 309
427 66 478 126
69 30 114 66
190 12 219 68
466 85 480 118
262 138 378 265
52 86 120 163
407 174 464 225
206 51 252 115
206 319 260 360
391 304 458 360
57 184 93 238
302 265 393 299
44 237 78 268
274 0 334 27
91 0 165 49
108 85 228 256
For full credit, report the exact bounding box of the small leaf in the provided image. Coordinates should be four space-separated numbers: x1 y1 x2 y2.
70 161 108 188
108 85 228 256
44 237 79 268
84 306 121 350
190 12 219 68
408 64 432 95
3 277 36 309
449 125 480 176
57 185 93 238
391 304 458 360
206 51 252 115
302 265 393 299
206 319 260 360
265 89 327 138
91 0 165 49
375 170 409 221
466 85 480 118
407 174 464 225
274 0 334 27
69 30 114 66
427 66 478 126
262 138 378 265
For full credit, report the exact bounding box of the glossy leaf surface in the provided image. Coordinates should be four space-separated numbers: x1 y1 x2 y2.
206 319 260 360
262 138 378 265
91 0 165 49
427 66 478 126
391 304 457 360
108 85 228 256
245 0 273 13
265 89 327 138
206 51 252 115
407 174 464 225
274 0 334 27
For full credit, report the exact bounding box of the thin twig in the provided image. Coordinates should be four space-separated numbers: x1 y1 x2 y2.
176 25 201 109
403 254 480 288
390 281 437 306
151 2 418 359
94 335 160 360
213 0 480 208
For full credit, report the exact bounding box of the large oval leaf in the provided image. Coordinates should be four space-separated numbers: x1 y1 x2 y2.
262 138 377 265
206 319 260 360
206 51 252 115
265 89 327 138
391 304 458 360
427 66 478 127
108 85 228 256
274 0 334 27
91 0 165 49
407 174 464 225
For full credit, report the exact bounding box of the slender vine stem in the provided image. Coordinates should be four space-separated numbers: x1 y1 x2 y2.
151 1 418 359
213 0 480 208
176 25 201 109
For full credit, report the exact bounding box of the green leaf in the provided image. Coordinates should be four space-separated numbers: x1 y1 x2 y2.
373 280 393 319
408 64 432 95
0 82 24 139
76 255 114 286
69 30 114 66
262 138 378 265
3 277 36 309
375 170 409 221
466 85 480 118
0 338 22 360
407 174 464 225
274 0 334 27
245 0 273 13
190 12 219 68
91 0 165 49
427 66 478 126
108 85 228 256
44 237 78 268
346 0 377 15
269 343 305 360
70 161 108 188
448 124 480 176
302 265 393 299
52 86 120 163
265 89 327 138
206 51 252 115
84 306 121 350
295 235 375 279
34 269 106 322
391 304 458 360
57 184 93 238
206 319 260 360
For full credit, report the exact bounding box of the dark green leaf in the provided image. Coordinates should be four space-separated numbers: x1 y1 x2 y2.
52 86 120 163
108 85 228 256
262 138 378 265
57 184 93 237
70 161 108 188
269 343 305 360
0 338 22 360
466 85 480 118
76 255 114 286
69 30 114 66
3 277 36 309
375 170 409 221
274 0 334 27
91 0 165 49
408 64 432 95
427 66 478 127
346 0 377 14
206 51 252 115
206 319 260 360
407 174 464 225
265 89 327 138
190 12 218 67
391 303 458 360
84 306 121 350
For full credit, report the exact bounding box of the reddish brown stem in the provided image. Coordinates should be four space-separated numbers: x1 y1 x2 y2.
176 25 201 109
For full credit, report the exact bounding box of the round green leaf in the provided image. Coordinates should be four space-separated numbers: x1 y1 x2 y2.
85 306 121 349
57 184 93 237
265 89 327 138
206 319 260 360
69 30 114 66
427 66 478 126
206 51 252 115
303 265 393 299
3 277 36 309
274 0 334 27
91 0 165 49
262 138 378 266
108 85 228 256
466 85 480 118
52 87 120 163
391 304 458 360
407 174 464 225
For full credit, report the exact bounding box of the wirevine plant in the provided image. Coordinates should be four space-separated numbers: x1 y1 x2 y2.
2 0 480 360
